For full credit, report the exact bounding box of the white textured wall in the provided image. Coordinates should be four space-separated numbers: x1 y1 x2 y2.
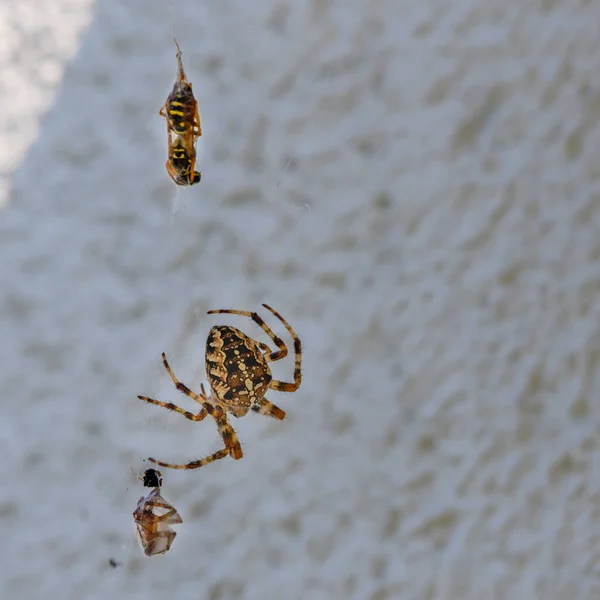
1 0 600 599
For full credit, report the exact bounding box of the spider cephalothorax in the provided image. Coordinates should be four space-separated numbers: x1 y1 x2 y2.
137 304 302 470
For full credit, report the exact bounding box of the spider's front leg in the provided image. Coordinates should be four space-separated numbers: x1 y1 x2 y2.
137 353 210 421
137 394 208 422
256 341 272 354
148 448 231 470
252 397 286 420
161 352 208 405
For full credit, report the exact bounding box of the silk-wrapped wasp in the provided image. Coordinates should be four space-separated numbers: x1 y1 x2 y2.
160 39 202 186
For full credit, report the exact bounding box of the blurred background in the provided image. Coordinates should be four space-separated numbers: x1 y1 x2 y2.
1 0 599 598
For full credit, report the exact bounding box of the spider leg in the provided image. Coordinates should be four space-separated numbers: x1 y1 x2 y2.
205 404 243 459
252 397 286 420
145 399 243 470
262 303 302 392
148 448 231 470
269 378 301 393
161 352 208 405
137 395 208 422
263 304 301 383
256 341 271 354
206 305 288 362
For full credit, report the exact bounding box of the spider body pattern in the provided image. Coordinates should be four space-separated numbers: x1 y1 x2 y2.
159 38 202 186
205 325 273 417
133 468 183 557
137 304 302 470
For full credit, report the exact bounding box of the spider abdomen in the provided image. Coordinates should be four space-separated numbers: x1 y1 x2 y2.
205 326 272 410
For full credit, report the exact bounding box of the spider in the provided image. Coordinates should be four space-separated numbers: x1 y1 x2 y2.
133 468 183 557
159 38 202 186
137 303 302 470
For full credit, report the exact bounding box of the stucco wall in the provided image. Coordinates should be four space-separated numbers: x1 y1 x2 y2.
1 1 599 599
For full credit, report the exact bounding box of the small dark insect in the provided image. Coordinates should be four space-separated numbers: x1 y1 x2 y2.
108 558 122 568
137 304 302 470
133 468 182 557
160 38 202 186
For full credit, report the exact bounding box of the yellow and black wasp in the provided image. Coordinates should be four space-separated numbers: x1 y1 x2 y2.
160 39 202 186
167 136 201 186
